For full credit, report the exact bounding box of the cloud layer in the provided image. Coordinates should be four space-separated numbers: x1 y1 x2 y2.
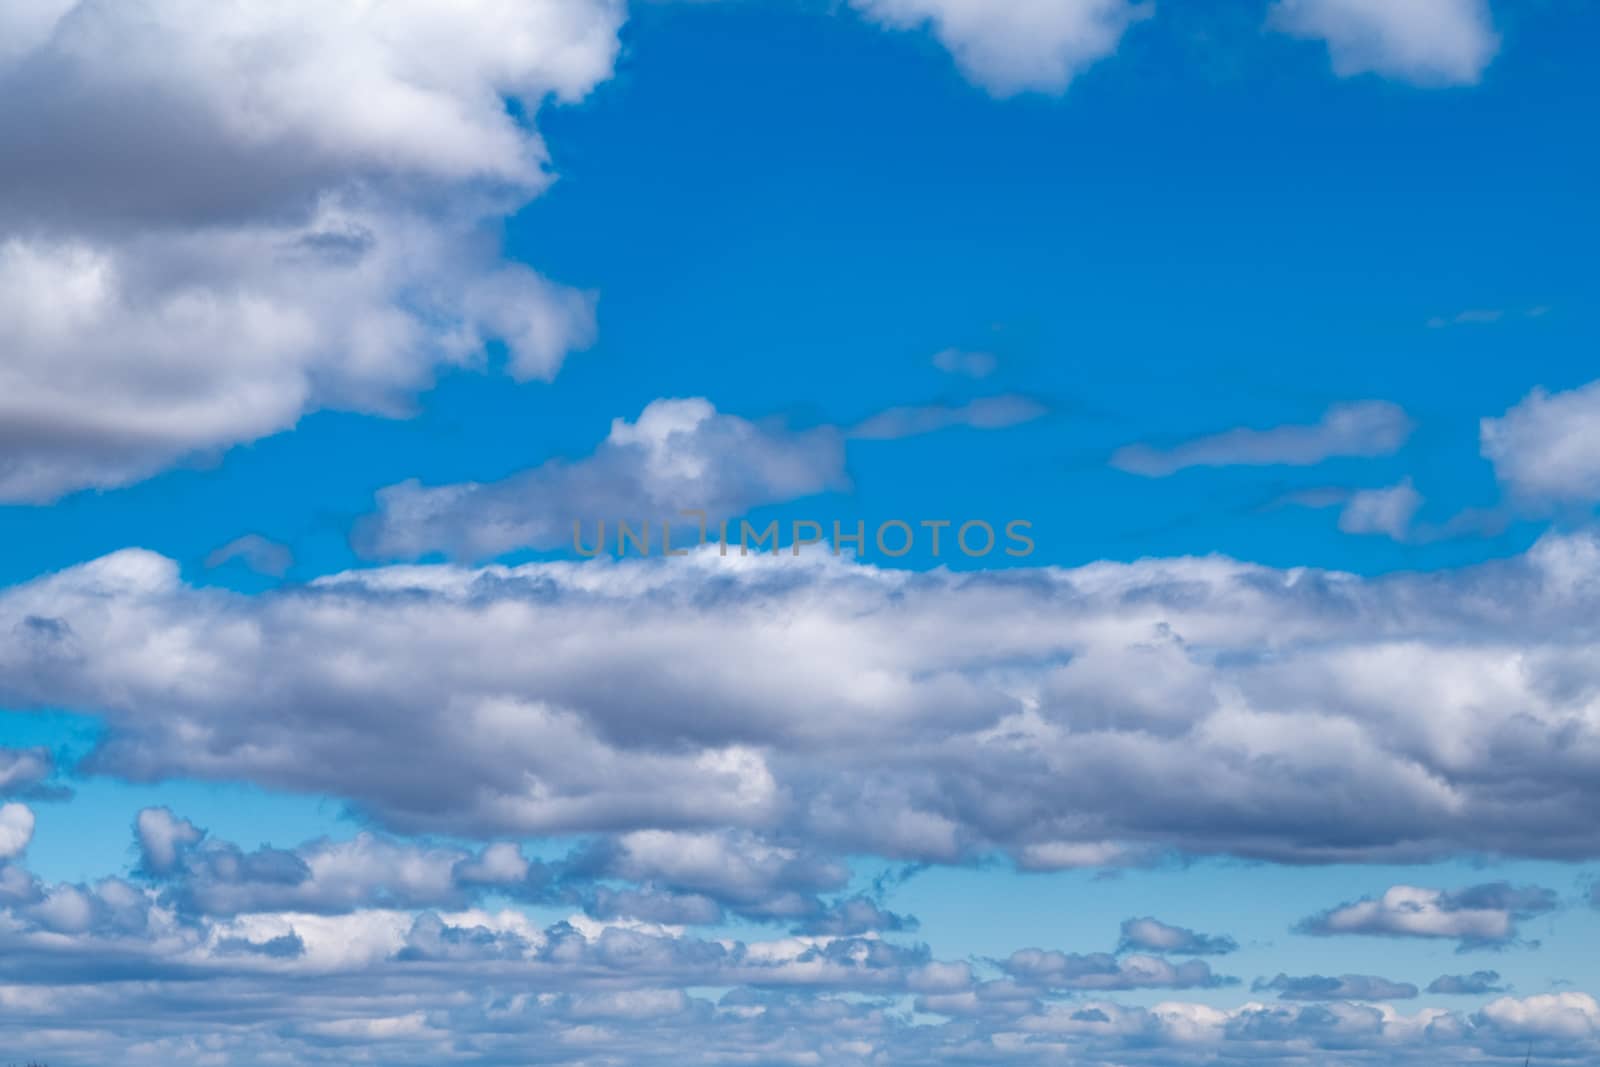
0 809 1592 1065
6 530 1600 864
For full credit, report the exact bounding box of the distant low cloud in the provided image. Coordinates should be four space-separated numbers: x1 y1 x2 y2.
1429 970 1508 995
1000 948 1236 991
1255 972 1419 1001
205 535 293 578
1118 917 1238 956
1112 401 1412 477
1298 883 1558 949
849 0 1152 97
1270 0 1500 87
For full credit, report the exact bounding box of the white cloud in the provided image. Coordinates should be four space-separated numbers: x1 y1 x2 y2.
0 0 622 502
0 803 34 859
1481 379 1600 506
850 0 1150 96
6 531 1600 864
1298 883 1557 947
358 398 849 560
1270 0 1500 87
1338 479 1422 539
1112 401 1413 477
136 808 204 875
1478 993 1600 1041
1118 917 1237 956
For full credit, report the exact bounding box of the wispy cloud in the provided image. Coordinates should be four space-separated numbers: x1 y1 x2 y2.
1112 401 1412 477
847 395 1046 440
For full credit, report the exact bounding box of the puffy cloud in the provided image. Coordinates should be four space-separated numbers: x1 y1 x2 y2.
135 807 205 876
580 830 850 921
1429 970 1507 995
799 896 919 937
1297 883 1559 948
359 394 1048 561
0 819 1590 1067
1118 916 1238 956
0 0 621 502
849 0 1151 97
1270 0 1499 87
1254 972 1419 1001
1112 401 1412 477
0 803 35 860
1481 379 1600 506
1476 992 1600 1042
7 531 1600 865
357 398 849 560
136 809 546 917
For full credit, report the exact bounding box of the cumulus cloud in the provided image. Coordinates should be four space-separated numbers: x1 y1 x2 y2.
358 393 1047 561
849 0 1151 97
1481 379 1600 506
1112 401 1413 477
1476 992 1600 1043
7 532 1600 865
1254 972 1419 1001
799 895 919 937
1118 916 1238 956
1429 970 1507 995
358 398 849 560
0 0 621 502
1270 0 1500 87
0 803 35 860
576 830 849 921
135 807 204 876
1297 883 1559 949
136 808 544 917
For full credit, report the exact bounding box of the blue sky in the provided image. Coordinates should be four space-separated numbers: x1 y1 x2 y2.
1 1 1599 1064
